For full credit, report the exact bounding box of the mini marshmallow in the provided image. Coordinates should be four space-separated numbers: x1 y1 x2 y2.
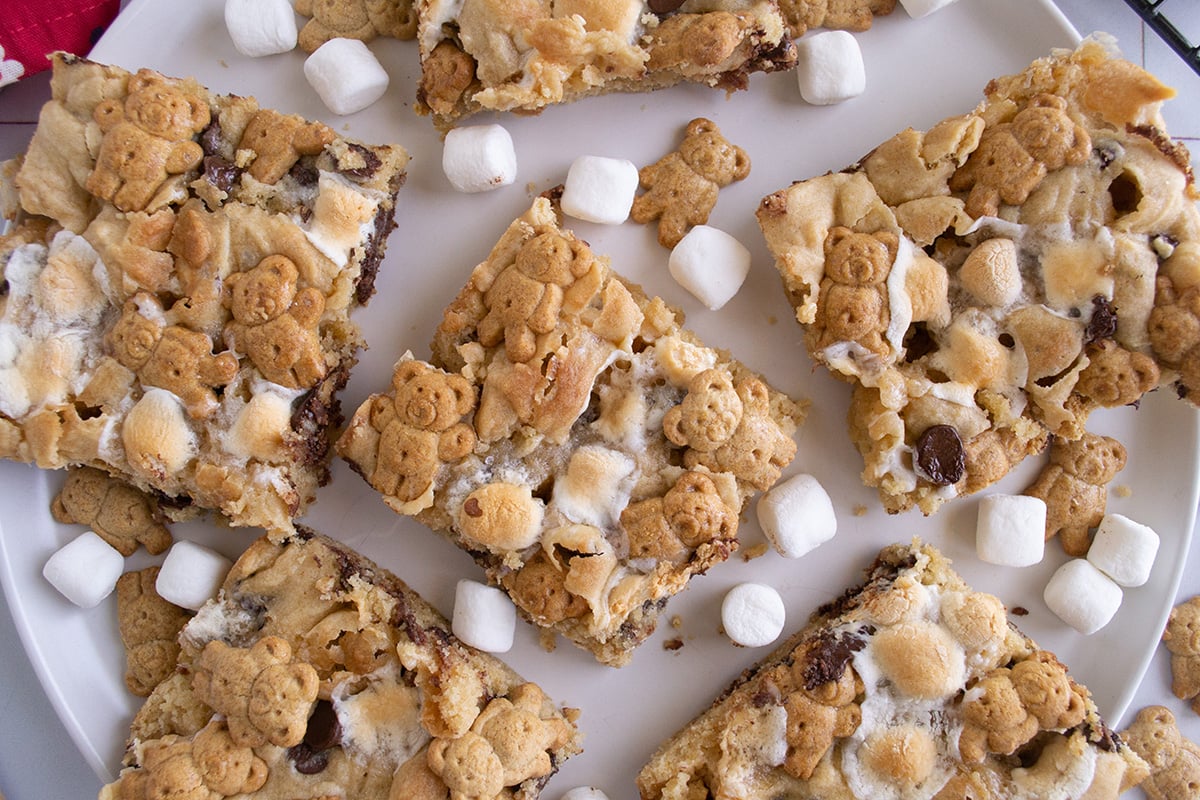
975 494 1046 567
453 579 517 653
898 0 961 19
304 38 389 116
156 540 233 611
443 125 517 193
1044 559 1122 635
756 473 837 559
560 789 610 800
42 531 124 608
722 582 786 647
560 155 639 225
795 31 866 105
1088 514 1159 587
668 225 752 310
225 0 298 57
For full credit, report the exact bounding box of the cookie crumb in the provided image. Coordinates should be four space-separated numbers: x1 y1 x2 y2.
663 638 684 651
538 629 558 653
670 614 683 630
1114 484 1133 498
741 542 770 562
1011 606 1029 616
853 504 868 517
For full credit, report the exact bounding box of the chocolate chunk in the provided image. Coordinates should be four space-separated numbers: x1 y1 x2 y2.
340 143 382 180
288 742 329 774
914 424 965 486
303 699 341 751
200 117 224 157
1085 295 1118 343
648 0 686 13
289 161 320 187
800 628 868 690
203 155 239 194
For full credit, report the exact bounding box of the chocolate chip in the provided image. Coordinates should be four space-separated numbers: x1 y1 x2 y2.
340 143 382 180
800 628 868 690
200 117 224 157
303 699 341 751
203 155 239 194
914 424 965 486
464 497 482 517
648 0 686 13
1085 295 1118 343
288 742 329 774
289 161 320 187
1011 606 1029 616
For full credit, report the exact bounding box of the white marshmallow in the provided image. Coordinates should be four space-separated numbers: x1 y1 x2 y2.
668 225 752 310
156 540 233 611
304 38 389 115
1088 514 1159 588
1043 559 1122 635
722 582 786 647
452 579 517 653
442 125 517 193
560 789 610 800
560 155 639 225
42 532 124 608
756 473 837 559
975 494 1046 567
898 0 961 19
795 31 866 105
224 0 298 57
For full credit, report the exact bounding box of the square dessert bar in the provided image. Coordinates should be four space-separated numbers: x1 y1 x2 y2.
101 529 582 800
414 0 800 125
638 541 1149 799
0 54 408 533
339 197 805 666
757 37 1200 514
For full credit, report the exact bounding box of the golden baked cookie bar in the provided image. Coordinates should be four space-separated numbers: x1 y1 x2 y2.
638 540 1149 800
338 197 804 666
0 54 408 533
757 36 1199 514
101 529 582 800
414 0 799 126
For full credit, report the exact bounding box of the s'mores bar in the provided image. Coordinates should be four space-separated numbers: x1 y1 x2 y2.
0 54 408 533
757 36 1200 514
638 541 1149 800
101 529 582 800
338 197 805 666
414 0 799 126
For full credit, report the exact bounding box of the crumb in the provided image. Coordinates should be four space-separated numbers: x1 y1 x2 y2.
741 542 770 562
663 638 684 651
1114 484 1133 498
853 504 868 517
670 615 683 630
1011 606 1029 616
219 59 228 68
767 315 777 325
538 629 558 653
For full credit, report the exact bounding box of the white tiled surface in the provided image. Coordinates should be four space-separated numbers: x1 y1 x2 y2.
0 2 1198 798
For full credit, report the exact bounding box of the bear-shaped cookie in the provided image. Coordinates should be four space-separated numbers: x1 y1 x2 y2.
632 117 751 249
664 368 797 492
1149 272 1200 404
1164 596 1200 714
191 636 319 749
366 359 477 507
775 643 863 780
108 293 239 419
225 255 327 390
477 231 603 364
621 470 738 564
86 69 211 213
1121 705 1200 800
294 0 417 52
950 93 1091 218
236 109 336 185
51 466 172 556
813 226 898 358
115 567 192 696
119 719 269 799
1023 431 1127 556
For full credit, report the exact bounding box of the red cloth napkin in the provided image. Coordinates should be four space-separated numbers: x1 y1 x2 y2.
0 0 120 88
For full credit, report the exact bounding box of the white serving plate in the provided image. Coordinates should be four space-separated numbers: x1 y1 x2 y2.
2 0 1198 797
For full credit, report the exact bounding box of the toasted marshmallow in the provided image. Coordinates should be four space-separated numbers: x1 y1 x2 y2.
756 473 837 559
43 531 124 608
1088 513 1159 587
668 225 752 310
304 38 389 115
156 540 233 611
224 0 298 57
975 494 1046 567
452 579 517 653
561 155 639 225
796 31 866 105
442 124 517 193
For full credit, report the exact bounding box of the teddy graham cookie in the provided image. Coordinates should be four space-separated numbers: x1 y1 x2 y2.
101 528 582 800
414 0 800 126
338 197 804 666
638 540 1149 800
756 36 1198 514
0 54 408 534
